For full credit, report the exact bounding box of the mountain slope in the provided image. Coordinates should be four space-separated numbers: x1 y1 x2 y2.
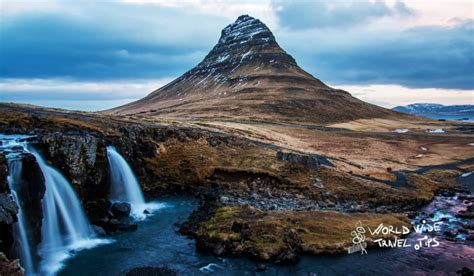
108 15 405 124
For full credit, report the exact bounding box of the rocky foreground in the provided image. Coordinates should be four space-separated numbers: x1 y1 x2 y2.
1 103 473 268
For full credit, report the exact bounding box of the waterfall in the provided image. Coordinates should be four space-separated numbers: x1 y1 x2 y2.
0 134 110 275
106 146 150 219
7 159 35 275
30 149 109 275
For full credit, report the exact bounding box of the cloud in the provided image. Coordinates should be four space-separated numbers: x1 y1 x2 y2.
1 78 471 112
0 0 472 114
119 0 276 26
273 0 414 30
336 84 474 108
0 2 228 80
0 78 173 111
393 0 415 16
279 20 474 89
0 78 172 100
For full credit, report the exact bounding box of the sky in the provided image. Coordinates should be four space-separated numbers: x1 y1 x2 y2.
0 0 473 111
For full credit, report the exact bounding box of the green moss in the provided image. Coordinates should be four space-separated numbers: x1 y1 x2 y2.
196 206 410 259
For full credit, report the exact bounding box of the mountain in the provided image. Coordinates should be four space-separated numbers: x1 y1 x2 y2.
393 103 474 118
108 15 404 124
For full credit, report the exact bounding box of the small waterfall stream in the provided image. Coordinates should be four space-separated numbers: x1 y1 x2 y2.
106 146 150 219
30 149 109 274
7 158 35 275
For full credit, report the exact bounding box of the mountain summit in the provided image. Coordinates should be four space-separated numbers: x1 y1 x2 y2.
108 15 399 124
200 15 295 70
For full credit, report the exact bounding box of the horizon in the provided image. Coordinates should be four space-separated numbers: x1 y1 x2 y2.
1 0 473 111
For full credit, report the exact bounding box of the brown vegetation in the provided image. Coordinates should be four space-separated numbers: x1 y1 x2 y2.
195 205 410 261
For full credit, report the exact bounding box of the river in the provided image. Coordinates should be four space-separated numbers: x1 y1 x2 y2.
60 194 473 275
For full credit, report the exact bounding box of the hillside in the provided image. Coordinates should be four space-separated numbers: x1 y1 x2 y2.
107 15 406 125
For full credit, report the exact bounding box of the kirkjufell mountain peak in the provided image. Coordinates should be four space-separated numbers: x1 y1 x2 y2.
194 15 302 76
108 15 402 124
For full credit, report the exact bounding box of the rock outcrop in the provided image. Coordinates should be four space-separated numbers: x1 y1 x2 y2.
15 154 45 253
276 151 321 169
111 202 131 217
0 151 45 264
0 193 18 256
0 252 23 276
0 154 9 193
36 133 109 202
0 154 18 256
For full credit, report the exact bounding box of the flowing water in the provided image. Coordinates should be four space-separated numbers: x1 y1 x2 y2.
30 149 111 275
60 194 473 275
0 134 110 275
7 159 35 275
106 146 159 219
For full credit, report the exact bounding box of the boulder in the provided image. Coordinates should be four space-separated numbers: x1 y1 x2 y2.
91 225 107 237
111 202 131 217
274 248 299 264
96 217 119 233
85 199 112 222
96 216 137 233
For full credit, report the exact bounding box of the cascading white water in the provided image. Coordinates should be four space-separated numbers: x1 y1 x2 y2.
7 159 35 275
29 149 110 275
106 146 150 219
1 134 110 275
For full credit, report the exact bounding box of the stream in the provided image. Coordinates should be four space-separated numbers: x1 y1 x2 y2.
60 194 473 275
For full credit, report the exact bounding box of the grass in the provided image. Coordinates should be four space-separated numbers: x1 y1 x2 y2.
196 205 411 259
423 169 463 184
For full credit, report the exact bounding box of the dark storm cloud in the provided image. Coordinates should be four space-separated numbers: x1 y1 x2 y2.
0 1 472 91
0 3 225 80
279 20 474 89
